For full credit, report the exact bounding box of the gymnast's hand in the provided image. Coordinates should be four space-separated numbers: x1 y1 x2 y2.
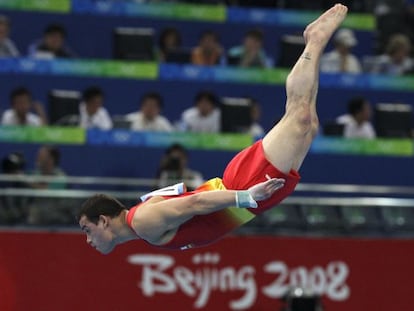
248 175 285 202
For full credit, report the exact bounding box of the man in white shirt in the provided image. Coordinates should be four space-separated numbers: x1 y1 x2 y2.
336 96 376 139
79 86 112 130
1 87 46 126
320 28 362 73
125 92 173 132
180 90 221 133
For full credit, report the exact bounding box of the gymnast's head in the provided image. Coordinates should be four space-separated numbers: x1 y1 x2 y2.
77 194 127 254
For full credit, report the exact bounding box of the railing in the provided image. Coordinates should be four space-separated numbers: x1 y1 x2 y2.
2 173 414 199
1 174 414 236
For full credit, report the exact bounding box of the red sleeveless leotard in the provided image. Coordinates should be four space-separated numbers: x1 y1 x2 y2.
127 140 300 250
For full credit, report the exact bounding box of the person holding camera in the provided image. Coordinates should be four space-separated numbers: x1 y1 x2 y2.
156 144 204 191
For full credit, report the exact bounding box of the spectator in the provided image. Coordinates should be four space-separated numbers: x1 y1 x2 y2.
28 23 76 59
320 28 362 73
247 99 265 138
180 91 221 133
0 152 27 224
125 92 173 132
79 86 113 130
191 30 223 66
336 96 376 139
1 87 47 126
29 146 67 190
156 143 204 191
370 34 413 75
26 145 71 225
228 28 270 68
0 15 19 57
158 27 182 62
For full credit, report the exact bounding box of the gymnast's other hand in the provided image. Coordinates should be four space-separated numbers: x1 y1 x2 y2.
248 175 285 202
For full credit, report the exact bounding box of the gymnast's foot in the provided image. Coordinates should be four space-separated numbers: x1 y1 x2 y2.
303 4 348 51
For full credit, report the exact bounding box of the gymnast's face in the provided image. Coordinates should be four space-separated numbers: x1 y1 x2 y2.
79 215 115 255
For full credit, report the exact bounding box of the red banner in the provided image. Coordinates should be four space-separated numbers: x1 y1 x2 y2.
0 231 413 311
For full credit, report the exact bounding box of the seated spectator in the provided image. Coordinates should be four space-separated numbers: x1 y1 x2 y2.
370 33 413 75
320 28 362 73
79 86 113 130
29 146 67 190
336 96 376 139
156 143 204 191
0 152 27 224
28 23 76 59
1 87 47 126
0 15 19 57
158 27 182 62
227 28 270 68
191 30 223 66
247 99 265 138
180 90 221 133
125 92 173 132
26 145 72 225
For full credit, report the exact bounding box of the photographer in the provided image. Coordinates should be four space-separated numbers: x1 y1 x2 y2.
156 144 204 191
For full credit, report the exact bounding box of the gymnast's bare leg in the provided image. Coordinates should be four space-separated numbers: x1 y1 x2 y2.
262 4 348 173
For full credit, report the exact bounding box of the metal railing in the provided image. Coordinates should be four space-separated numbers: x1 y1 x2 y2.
1 174 414 204
1 174 413 236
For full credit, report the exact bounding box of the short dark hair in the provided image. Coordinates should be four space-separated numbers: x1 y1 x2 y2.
44 23 66 37
199 30 219 42
347 97 367 116
165 143 187 157
10 87 31 104
82 86 104 102
42 145 61 166
77 194 126 224
245 28 264 42
140 92 163 108
194 90 217 106
158 27 182 53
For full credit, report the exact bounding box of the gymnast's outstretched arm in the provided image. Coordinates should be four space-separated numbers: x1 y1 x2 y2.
132 177 285 241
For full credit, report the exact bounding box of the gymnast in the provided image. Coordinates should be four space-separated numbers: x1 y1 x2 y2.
78 4 349 254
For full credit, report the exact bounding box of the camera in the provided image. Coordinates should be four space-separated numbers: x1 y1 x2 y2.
163 155 181 171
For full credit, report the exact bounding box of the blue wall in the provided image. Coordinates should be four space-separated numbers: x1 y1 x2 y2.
1 142 413 187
